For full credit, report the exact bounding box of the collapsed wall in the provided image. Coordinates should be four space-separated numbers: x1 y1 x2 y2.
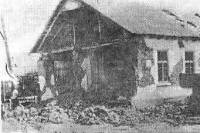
37 40 139 104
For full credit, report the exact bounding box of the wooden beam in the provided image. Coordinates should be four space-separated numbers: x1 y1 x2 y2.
39 39 127 54
73 22 76 48
50 23 65 43
97 13 102 40
81 42 113 50
52 47 74 53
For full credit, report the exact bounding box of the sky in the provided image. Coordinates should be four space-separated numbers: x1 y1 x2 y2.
0 0 200 56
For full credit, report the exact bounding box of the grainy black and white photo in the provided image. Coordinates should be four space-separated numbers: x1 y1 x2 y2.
1 0 200 132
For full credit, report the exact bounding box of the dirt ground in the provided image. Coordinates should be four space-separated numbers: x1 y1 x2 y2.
1 86 199 133
2 119 200 133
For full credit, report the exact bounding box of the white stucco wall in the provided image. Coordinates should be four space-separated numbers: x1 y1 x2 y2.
133 38 200 108
145 38 200 84
145 38 182 85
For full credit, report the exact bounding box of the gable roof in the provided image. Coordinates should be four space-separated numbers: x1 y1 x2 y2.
94 1 199 37
31 0 200 53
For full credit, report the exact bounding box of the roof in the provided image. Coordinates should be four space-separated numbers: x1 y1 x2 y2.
96 2 199 37
160 9 200 34
31 0 200 53
182 12 200 33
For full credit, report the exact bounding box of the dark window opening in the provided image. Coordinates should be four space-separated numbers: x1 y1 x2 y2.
157 51 168 82
185 52 194 74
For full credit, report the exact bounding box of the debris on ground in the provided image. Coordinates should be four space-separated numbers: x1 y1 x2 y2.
69 98 189 127
2 100 70 126
140 98 188 126
75 106 120 125
3 97 199 129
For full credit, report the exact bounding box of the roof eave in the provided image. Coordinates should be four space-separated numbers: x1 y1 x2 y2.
30 0 68 54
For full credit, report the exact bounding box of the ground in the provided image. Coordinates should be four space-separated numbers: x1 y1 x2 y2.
2 119 200 133
2 85 199 133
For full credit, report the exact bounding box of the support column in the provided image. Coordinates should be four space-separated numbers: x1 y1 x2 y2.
151 50 158 85
181 48 185 73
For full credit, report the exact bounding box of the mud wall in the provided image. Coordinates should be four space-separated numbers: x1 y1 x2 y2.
83 42 138 103
40 44 137 104
137 39 154 87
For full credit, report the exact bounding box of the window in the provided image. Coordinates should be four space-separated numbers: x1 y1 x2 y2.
157 51 169 82
185 52 194 74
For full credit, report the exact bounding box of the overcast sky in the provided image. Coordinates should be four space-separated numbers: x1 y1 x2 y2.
0 0 200 56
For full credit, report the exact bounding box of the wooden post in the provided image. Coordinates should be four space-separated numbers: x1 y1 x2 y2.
98 14 102 41
73 22 76 47
72 22 81 90
1 81 5 102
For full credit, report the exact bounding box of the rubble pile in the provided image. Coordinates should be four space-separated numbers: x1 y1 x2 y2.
3 98 191 127
113 108 149 126
186 95 200 116
3 101 70 125
140 99 187 126
72 99 189 126
73 106 154 126
75 106 120 125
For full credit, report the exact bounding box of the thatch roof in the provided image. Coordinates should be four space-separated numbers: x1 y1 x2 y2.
31 0 200 53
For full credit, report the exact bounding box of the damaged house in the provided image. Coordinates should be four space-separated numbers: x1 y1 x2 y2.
31 0 200 103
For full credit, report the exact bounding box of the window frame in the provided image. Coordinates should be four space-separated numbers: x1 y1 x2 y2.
157 50 169 82
185 51 194 74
